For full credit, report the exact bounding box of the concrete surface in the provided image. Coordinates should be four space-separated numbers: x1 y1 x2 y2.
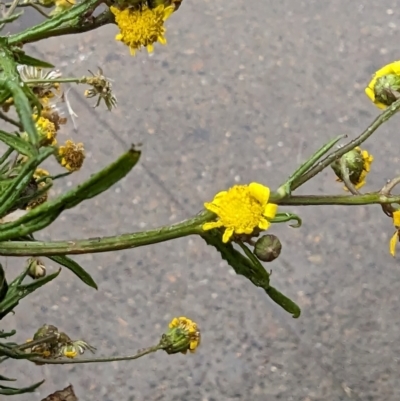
4 1 400 400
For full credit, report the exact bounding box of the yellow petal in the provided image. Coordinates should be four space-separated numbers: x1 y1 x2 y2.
390 231 398 257
248 182 270 204
365 85 375 102
202 221 222 231
393 210 400 227
158 35 167 45
147 44 154 53
204 202 220 214
163 5 175 20
258 218 271 231
263 203 278 220
222 227 234 243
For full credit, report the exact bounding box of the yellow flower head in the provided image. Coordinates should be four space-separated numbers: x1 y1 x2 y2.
57 140 85 172
202 182 278 243
365 61 400 109
390 210 400 257
110 4 174 56
168 316 200 354
34 115 57 146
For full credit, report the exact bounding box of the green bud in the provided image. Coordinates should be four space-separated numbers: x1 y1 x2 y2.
374 74 400 106
160 327 191 354
27 257 46 279
254 234 282 262
331 148 364 185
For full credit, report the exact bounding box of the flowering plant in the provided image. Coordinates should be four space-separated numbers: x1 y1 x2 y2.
0 0 400 398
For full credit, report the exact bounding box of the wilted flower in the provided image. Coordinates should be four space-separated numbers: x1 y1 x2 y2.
57 140 85 171
33 114 57 146
110 4 174 55
202 182 278 243
84 68 117 110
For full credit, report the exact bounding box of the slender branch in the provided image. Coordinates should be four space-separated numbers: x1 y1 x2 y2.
291 98 400 190
275 193 400 206
0 211 212 256
0 0 20 30
28 344 163 365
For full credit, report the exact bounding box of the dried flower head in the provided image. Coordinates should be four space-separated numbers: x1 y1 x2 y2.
84 68 117 110
110 4 174 55
33 114 57 146
57 140 85 171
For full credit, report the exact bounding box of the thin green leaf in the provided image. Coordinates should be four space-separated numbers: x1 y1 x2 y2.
0 263 8 302
20 268 60 291
48 255 97 289
16 54 55 69
0 146 141 240
0 130 35 157
5 80 39 146
0 379 44 395
266 286 301 318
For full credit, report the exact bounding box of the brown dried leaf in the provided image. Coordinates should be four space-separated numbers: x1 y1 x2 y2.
41 385 78 401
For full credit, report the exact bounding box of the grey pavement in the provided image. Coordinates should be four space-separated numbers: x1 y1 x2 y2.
4 1 400 400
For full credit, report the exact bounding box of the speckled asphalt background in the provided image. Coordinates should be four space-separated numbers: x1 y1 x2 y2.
4 1 400 400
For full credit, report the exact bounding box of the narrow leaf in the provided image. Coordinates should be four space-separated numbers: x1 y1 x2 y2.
0 374 16 381
0 130 35 157
266 286 301 318
0 379 44 395
20 268 60 292
48 255 97 289
16 54 55 69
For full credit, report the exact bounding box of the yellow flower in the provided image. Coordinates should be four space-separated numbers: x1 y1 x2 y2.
50 0 75 15
168 316 200 354
57 140 85 172
390 211 400 257
202 182 278 243
365 61 400 109
110 4 174 56
34 115 57 146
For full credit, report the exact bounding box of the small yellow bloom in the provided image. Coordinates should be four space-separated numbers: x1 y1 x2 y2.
352 147 374 190
61 345 78 358
389 210 400 257
168 316 200 354
34 115 57 146
202 182 278 243
50 0 75 15
110 4 174 56
57 140 85 172
365 61 400 109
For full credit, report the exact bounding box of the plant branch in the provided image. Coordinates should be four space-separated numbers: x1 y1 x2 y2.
28 344 163 365
291 98 400 190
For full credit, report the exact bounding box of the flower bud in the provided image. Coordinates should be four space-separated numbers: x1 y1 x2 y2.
331 147 373 190
374 74 400 107
254 234 282 262
27 258 46 279
161 317 200 355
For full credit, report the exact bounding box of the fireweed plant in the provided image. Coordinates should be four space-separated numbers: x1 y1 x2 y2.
0 0 399 396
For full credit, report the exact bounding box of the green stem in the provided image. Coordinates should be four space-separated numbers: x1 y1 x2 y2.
274 193 400 206
0 212 212 256
8 7 111 45
291 98 400 190
24 77 87 85
29 344 163 365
